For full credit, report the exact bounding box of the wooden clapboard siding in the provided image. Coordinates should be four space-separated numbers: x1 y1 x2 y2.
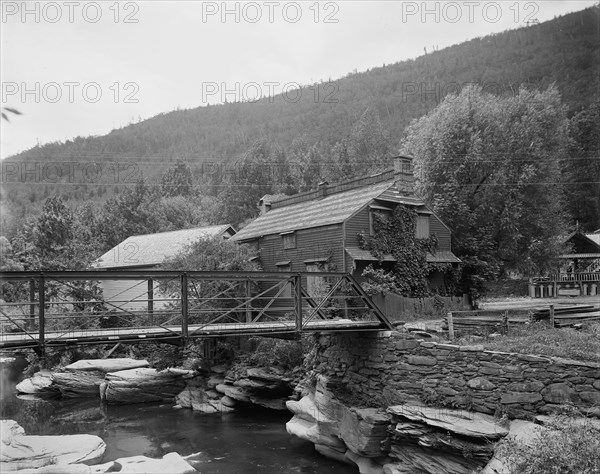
99 268 173 312
258 224 344 272
246 225 345 311
430 214 451 251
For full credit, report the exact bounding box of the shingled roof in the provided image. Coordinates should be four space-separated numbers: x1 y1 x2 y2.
95 224 235 269
233 179 426 241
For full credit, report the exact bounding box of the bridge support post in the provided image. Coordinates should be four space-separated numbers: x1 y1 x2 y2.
294 274 302 333
38 273 45 357
147 278 154 325
245 280 252 323
29 279 35 331
181 273 189 339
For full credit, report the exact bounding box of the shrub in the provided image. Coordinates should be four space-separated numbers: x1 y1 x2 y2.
500 414 600 474
246 336 305 369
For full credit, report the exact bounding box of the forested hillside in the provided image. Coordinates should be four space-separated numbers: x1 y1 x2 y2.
1 7 598 236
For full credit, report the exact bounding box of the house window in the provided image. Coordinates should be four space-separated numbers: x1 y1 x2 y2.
281 232 296 249
416 215 430 239
276 261 292 298
369 205 392 236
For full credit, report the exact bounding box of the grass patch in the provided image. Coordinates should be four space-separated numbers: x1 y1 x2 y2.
499 413 600 474
453 321 600 363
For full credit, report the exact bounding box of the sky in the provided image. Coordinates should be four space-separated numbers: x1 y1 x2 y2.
0 0 597 159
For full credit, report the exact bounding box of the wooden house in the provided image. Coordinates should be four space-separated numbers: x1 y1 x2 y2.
232 156 460 297
94 225 235 310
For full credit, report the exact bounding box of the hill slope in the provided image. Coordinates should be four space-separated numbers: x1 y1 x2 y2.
2 7 598 207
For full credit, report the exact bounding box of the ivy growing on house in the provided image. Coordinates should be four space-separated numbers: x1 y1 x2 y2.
358 205 442 297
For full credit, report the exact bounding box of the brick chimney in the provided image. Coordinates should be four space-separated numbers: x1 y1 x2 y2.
258 195 273 215
393 155 415 195
318 181 329 198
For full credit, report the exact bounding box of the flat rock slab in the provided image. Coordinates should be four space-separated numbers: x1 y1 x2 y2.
52 372 105 398
388 405 509 440
1 420 105 470
64 359 149 373
11 452 200 473
15 371 58 395
101 368 191 404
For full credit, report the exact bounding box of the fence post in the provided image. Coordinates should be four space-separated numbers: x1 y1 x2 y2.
147 278 154 325
181 273 188 339
29 279 35 331
294 274 302 333
447 311 454 340
549 304 555 328
38 273 45 357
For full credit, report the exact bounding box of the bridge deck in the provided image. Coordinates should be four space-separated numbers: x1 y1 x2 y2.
0 270 394 353
0 319 386 350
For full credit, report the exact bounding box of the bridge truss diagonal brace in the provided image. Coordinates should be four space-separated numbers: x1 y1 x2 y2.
344 274 394 330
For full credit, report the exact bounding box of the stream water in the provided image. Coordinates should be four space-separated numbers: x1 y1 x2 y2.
0 358 355 473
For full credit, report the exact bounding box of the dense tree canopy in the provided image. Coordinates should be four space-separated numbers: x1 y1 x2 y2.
402 85 571 294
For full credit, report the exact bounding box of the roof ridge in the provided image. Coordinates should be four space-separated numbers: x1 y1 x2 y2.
125 224 229 239
271 168 397 209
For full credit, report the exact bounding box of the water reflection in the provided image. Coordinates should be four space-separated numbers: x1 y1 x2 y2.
1 359 355 473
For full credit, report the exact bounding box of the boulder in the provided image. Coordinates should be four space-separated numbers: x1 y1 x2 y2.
390 421 494 460
340 408 390 457
313 375 349 428
207 374 224 389
11 452 200 474
64 359 149 373
387 405 509 440
16 371 58 396
175 386 208 409
215 383 251 403
315 444 352 464
345 450 386 474
286 415 346 451
0 420 105 470
106 451 198 473
246 367 292 383
101 368 190 404
286 395 339 438
52 372 105 398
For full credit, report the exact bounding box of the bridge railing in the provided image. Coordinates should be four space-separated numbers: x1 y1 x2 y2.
0 270 392 352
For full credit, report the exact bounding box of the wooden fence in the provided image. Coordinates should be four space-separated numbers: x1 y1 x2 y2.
372 293 471 322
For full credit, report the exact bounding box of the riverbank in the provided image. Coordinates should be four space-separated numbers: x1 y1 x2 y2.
0 357 356 474
4 324 600 473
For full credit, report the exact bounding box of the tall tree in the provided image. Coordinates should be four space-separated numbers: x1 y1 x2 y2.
402 85 570 296
565 100 600 231
160 160 195 198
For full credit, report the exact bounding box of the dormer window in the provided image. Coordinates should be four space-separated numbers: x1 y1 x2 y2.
369 204 393 235
281 231 296 249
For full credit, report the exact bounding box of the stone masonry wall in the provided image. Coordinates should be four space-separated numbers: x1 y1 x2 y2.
312 331 600 419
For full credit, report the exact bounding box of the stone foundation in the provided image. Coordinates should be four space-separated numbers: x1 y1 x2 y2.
311 331 600 419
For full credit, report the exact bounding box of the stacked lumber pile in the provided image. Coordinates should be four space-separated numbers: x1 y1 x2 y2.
532 304 600 327
443 304 600 334
442 309 531 335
